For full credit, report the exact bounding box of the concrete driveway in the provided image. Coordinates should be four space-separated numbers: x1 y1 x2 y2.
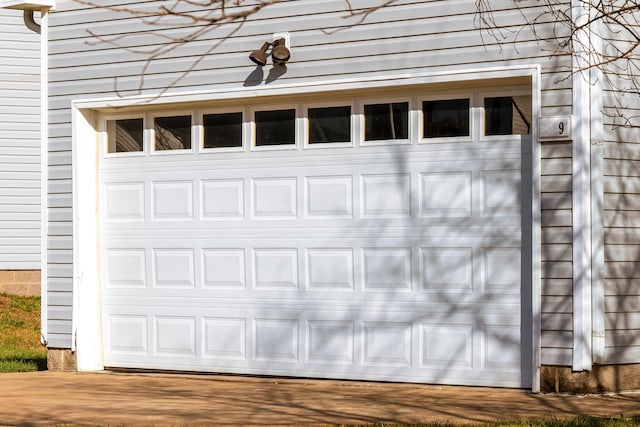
1 371 639 426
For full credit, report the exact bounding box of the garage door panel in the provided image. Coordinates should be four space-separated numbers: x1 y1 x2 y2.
101 243 521 298
101 148 522 225
102 303 523 386
99 144 521 173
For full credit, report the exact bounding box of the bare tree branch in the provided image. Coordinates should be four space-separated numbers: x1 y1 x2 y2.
73 0 640 126
72 0 401 97
475 0 640 127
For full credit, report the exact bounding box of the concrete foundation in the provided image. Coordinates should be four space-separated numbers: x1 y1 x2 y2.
541 364 640 393
47 349 77 372
0 270 40 296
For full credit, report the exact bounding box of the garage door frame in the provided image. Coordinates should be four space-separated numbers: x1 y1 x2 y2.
69 65 542 390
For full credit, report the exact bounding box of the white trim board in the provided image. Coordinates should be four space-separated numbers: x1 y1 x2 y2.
73 67 539 111
39 7 49 346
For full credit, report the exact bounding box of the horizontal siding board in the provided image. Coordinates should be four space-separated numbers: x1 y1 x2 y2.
45 334 72 349
47 236 72 251
48 193 71 208
541 244 572 261
0 237 40 250
605 142 640 160
48 207 72 222
47 319 72 335
47 277 72 292
0 213 40 222
48 250 72 264
542 278 572 296
605 261 640 279
603 127 640 144
541 158 571 175
541 347 572 366
0 106 39 116
605 295 640 313
0 261 39 269
48 141 73 153
604 193 640 211
540 210 572 227
541 141 572 158
48 222 72 236
604 159 640 177
541 330 572 348
0 188 40 198
606 312 640 331
603 346 640 364
605 330 640 347
0 89 39 100
48 180 72 195
0 220 39 229
47 264 73 278
47 291 73 307
605 244 640 262
47 305 73 321
540 175 571 192
540 193 571 210
604 176 640 194
604 211 640 228
49 165 73 180
0 228 39 237
541 226 572 244
541 313 572 331
605 278 640 296
542 295 572 313
48 151 72 167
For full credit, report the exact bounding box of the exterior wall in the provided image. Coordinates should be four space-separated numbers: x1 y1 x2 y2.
46 0 574 361
0 8 41 287
600 18 640 365
540 141 573 365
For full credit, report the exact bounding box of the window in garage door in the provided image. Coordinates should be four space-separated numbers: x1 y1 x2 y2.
363 101 409 143
153 113 193 151
106 117 144 154
203 111 243 150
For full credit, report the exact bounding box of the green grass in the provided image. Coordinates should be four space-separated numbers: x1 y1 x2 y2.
368 417 640 426
491 416 640 426
0 293 47 372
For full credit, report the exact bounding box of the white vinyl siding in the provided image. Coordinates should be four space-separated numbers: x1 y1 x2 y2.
603 143 640 364
598 15 640 364
540 141 573 365
0 8 41 270
47 0 572 356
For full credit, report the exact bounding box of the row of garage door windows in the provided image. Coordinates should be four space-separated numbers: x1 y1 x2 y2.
105 94 533 154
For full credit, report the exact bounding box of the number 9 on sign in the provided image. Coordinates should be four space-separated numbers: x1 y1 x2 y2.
539 116 572 140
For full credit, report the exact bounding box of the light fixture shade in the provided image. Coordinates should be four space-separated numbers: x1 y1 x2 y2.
249 42 270 66
270 38 290 65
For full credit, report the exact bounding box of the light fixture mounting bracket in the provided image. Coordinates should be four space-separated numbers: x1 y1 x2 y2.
272 32 290 49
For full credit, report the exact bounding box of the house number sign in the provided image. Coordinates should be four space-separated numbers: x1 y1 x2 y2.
539 116 572 141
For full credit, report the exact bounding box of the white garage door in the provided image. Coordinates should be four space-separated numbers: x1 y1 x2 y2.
99 99 531 388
